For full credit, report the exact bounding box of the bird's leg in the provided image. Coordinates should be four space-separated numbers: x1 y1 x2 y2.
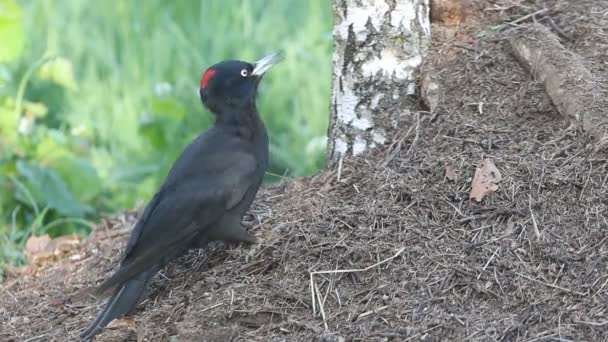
208 216 257 244
191 234 210 249
223 223 257 244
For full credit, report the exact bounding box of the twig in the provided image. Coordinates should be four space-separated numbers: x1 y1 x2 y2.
492 8 548 32
310 272 316 315
540 16 570 40
337 155 344 182
478 247 500 279
404 324 443 341
382 127 413 167
310 247 405 278
453 43 477 52
508 8 548 27
528 194 541 239
559 144 592 168
309 248 405 323
578 164 593 201
357 305 388 319
1 288 18 303
406 113 422 155
314 281 329 331
23 332 52 342
592 276 608 298
573 320 608 327
200 302 223 313
515 272 586 296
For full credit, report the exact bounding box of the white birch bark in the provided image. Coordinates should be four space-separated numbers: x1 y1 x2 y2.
327 0 431 164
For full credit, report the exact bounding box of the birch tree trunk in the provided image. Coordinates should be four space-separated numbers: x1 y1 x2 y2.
327 0 431 164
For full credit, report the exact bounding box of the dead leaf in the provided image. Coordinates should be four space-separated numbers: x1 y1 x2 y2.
137 325 146 342
469 159 502 202
107 317 136 330
25 234 52 261
445 161 459 181
431 0 472 26
53 234 81 252
50 297 65 309
25 233 81 265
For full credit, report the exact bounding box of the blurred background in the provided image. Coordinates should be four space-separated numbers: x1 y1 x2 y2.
0 0 332 268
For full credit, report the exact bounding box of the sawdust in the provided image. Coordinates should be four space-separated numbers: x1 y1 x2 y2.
2 1 608 341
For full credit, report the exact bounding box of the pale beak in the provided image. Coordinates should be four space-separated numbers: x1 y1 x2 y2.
251 51 285 76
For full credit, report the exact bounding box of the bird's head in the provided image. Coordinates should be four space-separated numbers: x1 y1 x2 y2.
199 51 284 115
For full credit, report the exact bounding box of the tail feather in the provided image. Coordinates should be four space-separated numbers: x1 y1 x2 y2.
80 269 155 341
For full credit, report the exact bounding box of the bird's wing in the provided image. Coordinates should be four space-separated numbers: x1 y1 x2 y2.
96 150 258 293
124 191 162 258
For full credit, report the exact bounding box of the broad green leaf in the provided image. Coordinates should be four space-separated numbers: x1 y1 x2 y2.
139 118 167 150
151 97 186 119
0 98 18 144
0 0 24 62
53 157 102 203
35 130 71 164
0 109 17 143
0 174 12 207
34 130 102 202
0 158 16 174
39 57 78 90
15 160 91 217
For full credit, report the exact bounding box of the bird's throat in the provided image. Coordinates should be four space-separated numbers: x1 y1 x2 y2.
215 104 263 139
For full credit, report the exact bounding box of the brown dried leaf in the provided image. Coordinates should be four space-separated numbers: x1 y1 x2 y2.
25 234 52 260
431 0 472 26
469 159 502 202
107 317 136 330
53 234 81 252
25 233 81 265
445 161 459 181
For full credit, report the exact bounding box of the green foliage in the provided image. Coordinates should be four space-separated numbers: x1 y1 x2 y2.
15 160 92 217
0 0 24 62
38 57 78 90
0 0 332 270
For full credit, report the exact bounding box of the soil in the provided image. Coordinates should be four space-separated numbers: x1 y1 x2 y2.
2 1 607 341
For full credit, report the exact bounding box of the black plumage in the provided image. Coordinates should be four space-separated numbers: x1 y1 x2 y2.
81 52 283 341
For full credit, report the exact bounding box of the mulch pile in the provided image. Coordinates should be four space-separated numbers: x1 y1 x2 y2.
2 1 607 341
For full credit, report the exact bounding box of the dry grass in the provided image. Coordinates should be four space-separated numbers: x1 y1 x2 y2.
1 1 607 341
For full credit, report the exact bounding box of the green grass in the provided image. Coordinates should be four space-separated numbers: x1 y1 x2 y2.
0 0 332 270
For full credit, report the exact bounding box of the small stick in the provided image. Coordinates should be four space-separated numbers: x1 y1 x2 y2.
478 247 500 279
406 113 421 155
335 288 342 308
453 43 477 52
492 8 548 32
382 127 413 167
541 16 570 40
200 302 223 314
358 305 389 319
337 155 344 182
310 272 316 315
528 194 541 239
23 334 51 342
314 281 329 331
573 320 608 327
592 277 608 298
515 272 586 296
310 247 405 277
508 8 548 27
309 248 405 323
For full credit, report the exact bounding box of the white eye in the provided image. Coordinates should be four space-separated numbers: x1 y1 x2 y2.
240 69 249 77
